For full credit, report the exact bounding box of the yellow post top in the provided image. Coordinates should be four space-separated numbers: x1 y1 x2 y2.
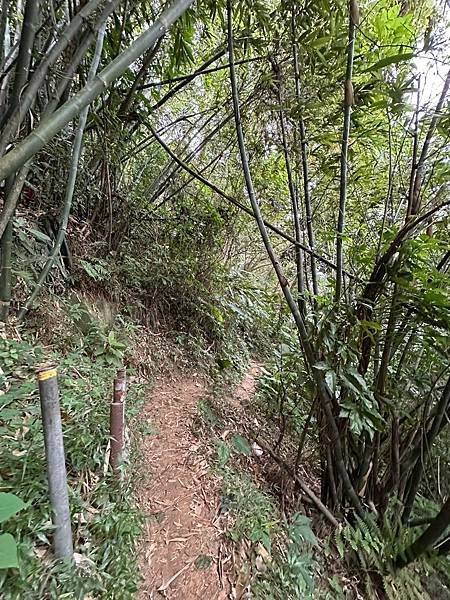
36 364 57 381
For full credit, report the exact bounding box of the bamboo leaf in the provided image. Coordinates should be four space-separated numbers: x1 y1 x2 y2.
364 52 414 72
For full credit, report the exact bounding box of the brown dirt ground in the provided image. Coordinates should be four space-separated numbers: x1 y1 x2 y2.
136 372 230 600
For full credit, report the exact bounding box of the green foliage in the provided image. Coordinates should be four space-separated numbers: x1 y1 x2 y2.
256 318 312 436
252 514 318 600
79 258 111 282
231 434 252 456
329 510 450 600
87 329 127 367
0 494 25 524
0 493 26 569
0 534 19 570
66 301 127 367
220 468 277 552
2 0 450 596
197 398 222 428
0 336 146 598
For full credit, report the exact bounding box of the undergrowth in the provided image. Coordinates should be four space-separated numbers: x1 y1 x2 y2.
195 386 320 599
0 328 147 598
196 352 450 600
321 509 450 600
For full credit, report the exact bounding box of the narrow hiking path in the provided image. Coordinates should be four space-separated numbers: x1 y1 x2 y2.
136 365 260 599
136 372 227 599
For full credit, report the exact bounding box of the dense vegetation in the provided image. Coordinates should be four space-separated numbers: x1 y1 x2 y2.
0 0 449 597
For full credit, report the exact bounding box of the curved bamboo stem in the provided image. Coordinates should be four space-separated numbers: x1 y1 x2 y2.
0 0 39 321
18 25 106 319
335 0 358 302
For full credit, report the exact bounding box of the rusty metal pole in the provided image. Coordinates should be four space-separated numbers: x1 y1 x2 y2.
37 364 73 560
109 367 126 473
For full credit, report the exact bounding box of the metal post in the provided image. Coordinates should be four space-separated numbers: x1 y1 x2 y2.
109 367 126 473
37 364 73 560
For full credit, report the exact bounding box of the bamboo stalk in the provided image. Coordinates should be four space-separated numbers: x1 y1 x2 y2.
148 125 358 279
275 68 305 307
146 109 235 207
401 375 450 523
9 0 39 100
138 55 265 91
0 161 30 238
396 496 450 568
256 438 339 527
0 217 12 321
292 13 318 296
0 7 116 240
151 47 227 111
117 36 164 117
0 0 107 155
45 1 122 115
407 69 450 217
0 0 39 321
0 0 8 63
335 0 358 302
18 24 106 319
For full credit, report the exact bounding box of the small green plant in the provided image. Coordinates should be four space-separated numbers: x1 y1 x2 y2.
86 329 127 367
252 514 318 600
197 398 222 428
79 258 111 282
220 469 277 552
66 301 127 366
328 510 450 600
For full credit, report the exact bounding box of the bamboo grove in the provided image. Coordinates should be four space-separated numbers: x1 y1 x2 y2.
0 0 450 577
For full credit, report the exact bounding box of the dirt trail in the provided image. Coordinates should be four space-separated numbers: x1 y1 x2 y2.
137 373 228 600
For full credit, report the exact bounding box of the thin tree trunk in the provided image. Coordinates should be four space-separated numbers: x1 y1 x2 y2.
437 249 450 272
147 108 235 206
292 14 318 295
7 0 39 109
0 0 39 321
117 36 164 117
0 219 12 321
335 0 358 302
276 73 305 306
0 0 8 62
45 2 121 114
357 199 450 375
401 375 450 522
375 285 400 399
18 25 106 319
407 69 450 217
149 124 355 277
0 0 107 151
396 496 450 568
375 108 394 262
0 162 30 238
138 55 265 91
151 47 227 111
257 437 339 527
0 10 117 239
406 81 420 219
